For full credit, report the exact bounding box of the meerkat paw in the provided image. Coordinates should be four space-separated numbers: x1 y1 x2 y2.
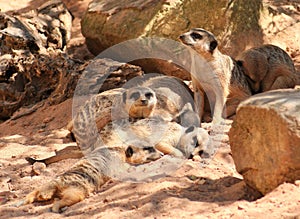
20 183 58 206
51 187 86 213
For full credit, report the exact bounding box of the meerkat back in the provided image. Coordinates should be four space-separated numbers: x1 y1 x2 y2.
238 44 299 93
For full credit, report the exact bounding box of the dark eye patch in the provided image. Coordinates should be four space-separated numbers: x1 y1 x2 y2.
143 146 156 153
145 92 153 99
191 32 203 40
185 126 195 134
192 136 198 147
130 92 140 100
125 146 134 158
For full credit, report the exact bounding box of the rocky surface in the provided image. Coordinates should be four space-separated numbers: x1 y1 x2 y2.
0 0 145 120
0 0 80 120
229 89 300 195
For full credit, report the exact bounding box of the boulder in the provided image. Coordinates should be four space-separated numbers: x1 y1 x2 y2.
0 0 75 120
229 89 300 195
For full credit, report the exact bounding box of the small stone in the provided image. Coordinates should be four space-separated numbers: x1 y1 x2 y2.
32 162 46 175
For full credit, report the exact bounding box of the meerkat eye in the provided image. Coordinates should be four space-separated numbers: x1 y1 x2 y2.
130 92 140 100
192 136 199 147
125 146 134 158
145 92 154 99
191 32 203 40
143 146 156 153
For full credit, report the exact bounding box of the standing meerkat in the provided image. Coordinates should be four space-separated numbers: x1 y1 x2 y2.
179 28 251 123
237 44 300 93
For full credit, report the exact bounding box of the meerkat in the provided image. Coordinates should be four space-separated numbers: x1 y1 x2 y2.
122 74 196 122
20 145 161 213
237 44 300 93
21 116 209 213
179 28 252 123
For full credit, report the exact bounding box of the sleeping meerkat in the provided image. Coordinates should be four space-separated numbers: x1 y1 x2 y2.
21 145 161 213
237 44 300 93
20 117 209 212
179 28 252 123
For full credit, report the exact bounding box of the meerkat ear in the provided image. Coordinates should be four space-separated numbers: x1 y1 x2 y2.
209 40 218 52
122 91 127 103
171 115 181 124
237 60 243 66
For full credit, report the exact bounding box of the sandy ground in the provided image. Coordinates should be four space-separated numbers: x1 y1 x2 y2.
0 0 300 218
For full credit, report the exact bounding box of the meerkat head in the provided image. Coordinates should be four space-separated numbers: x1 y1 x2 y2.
177 126 210 159
123 86 157 119
179 28 218 59
125 145 162 164
172 102 200 127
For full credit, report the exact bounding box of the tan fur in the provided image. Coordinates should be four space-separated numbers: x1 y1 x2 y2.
237 44 300 93
179 28 252 123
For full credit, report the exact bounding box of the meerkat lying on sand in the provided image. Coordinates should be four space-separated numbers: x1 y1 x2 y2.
20 119 209 213
20 145 161 213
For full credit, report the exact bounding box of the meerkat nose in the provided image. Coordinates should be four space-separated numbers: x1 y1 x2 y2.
141 99 148 105
179 34 185 40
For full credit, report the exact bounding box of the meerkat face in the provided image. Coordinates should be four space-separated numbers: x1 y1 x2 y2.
179 28 218 59
125 145 162 164
177 126 210 159
123 87 157 118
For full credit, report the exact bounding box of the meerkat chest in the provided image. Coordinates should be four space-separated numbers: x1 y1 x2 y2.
210 56 233 89
99 118 175 147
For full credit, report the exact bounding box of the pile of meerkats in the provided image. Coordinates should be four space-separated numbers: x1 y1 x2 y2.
17 28 300 212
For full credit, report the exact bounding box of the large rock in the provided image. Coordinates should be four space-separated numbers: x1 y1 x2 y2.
0 0 75 120
81 0 264 78
229 89 300 195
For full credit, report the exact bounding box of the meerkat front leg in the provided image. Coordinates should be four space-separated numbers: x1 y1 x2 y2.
23 182 58 205
193 87 205 123
155 142 184 158
212 94 226 124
